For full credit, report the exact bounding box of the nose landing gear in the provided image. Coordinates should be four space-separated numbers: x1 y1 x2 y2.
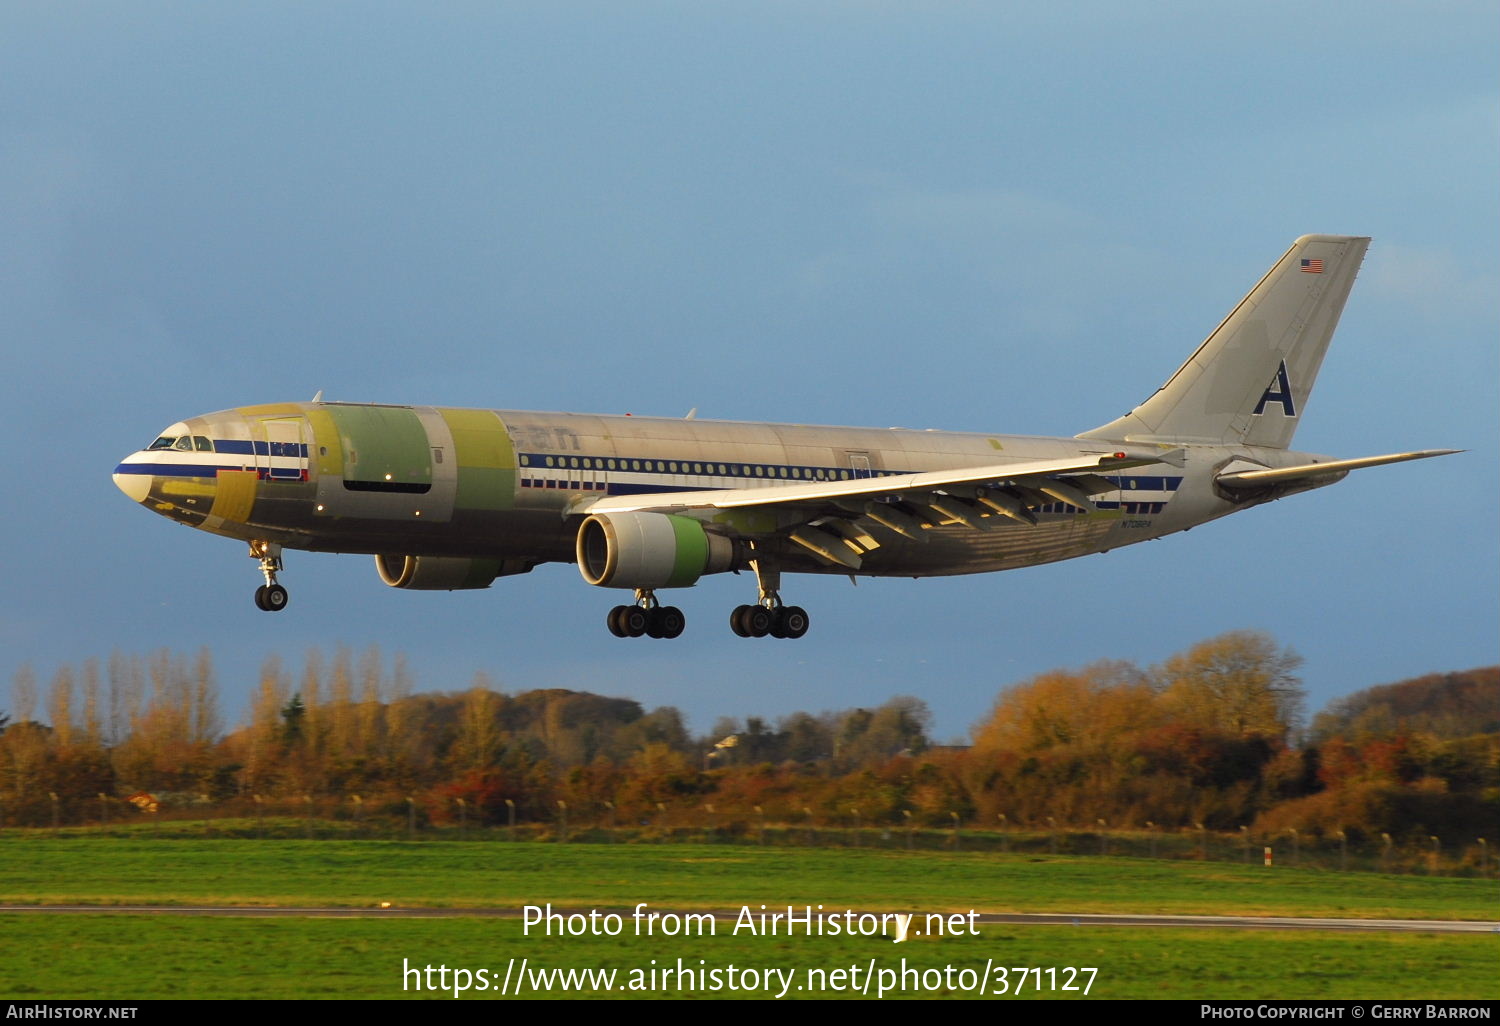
250 540 288 612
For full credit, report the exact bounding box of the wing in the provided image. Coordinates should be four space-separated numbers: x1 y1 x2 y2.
1215 449 1459 489
579 446 1179 570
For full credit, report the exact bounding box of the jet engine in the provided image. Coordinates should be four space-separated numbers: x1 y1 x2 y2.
375 554 521 590
576 511 738 589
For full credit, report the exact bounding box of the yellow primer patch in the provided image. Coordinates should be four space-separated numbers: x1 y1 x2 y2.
304 407 344 478
159 480 217 499
210 470 257 523
236 402 304 417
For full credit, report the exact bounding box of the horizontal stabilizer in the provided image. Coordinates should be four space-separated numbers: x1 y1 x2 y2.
1216 449 1459 489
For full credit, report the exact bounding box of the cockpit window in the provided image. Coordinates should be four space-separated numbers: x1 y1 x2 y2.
148 437 178 451
173 436 194 451
194 436 214 452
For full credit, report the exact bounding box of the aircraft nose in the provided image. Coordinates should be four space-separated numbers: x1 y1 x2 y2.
113 455 154 503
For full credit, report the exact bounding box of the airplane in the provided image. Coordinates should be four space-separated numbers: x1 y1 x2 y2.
113 234 1455 640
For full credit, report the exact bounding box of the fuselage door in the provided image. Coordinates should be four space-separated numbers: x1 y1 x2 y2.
846 451 874 479
257 418 309 482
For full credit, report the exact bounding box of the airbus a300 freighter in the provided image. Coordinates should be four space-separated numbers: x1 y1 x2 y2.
114 235 1453 639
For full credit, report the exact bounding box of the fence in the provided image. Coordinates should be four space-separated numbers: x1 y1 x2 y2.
1 792 1492 878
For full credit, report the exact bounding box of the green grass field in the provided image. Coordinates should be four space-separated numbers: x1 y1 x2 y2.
1 914 1494 1000
1 837 1490 918
1 835 1494 1000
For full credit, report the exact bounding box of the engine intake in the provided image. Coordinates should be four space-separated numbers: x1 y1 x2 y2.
576 512 737 589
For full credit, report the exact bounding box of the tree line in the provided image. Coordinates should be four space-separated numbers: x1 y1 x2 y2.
1 633 1494 844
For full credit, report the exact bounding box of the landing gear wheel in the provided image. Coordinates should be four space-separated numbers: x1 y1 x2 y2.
730 604 754 637
260 583 289 612
780 605 809 639
254 585 268 611
620 606 649 638
745 605 772 638
607 605 631 637
648 606 685 639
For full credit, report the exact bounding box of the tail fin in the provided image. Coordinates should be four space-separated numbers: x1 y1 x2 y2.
1079 234 1370 448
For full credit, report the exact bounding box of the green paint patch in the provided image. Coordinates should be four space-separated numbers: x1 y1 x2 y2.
666 514 710 586
441 408 516 511
327 405 432 487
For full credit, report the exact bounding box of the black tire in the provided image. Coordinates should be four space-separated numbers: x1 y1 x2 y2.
645 607 666 639
607 605 630 637
622 606 649 638
262 584 289 612
254 585 268 611
745 605 772 638
730 605 752 637
782 605 810 639
769 608 789 638
657 606 685 639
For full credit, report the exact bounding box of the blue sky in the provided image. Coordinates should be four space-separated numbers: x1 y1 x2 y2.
3 2 1495 741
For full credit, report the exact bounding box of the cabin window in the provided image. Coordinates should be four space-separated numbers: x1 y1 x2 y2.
520 455 531 466
172 436 194 451
545 456 555 468
193 436 213 452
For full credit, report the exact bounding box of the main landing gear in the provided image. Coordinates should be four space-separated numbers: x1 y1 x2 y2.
729 559 809 639
729 602 809 639
250 540 288 612
607 590 685 639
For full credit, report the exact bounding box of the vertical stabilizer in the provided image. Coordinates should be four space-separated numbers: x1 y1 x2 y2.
1079 235 1369 448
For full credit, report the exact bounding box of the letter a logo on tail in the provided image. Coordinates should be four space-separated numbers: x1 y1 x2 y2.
1253 360 1296 417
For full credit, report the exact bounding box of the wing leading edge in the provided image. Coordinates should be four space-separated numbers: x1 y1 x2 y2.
584 448 1173 516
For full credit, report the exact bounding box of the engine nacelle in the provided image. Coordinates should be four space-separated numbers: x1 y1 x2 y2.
576 512 738 589
375 554 525 590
